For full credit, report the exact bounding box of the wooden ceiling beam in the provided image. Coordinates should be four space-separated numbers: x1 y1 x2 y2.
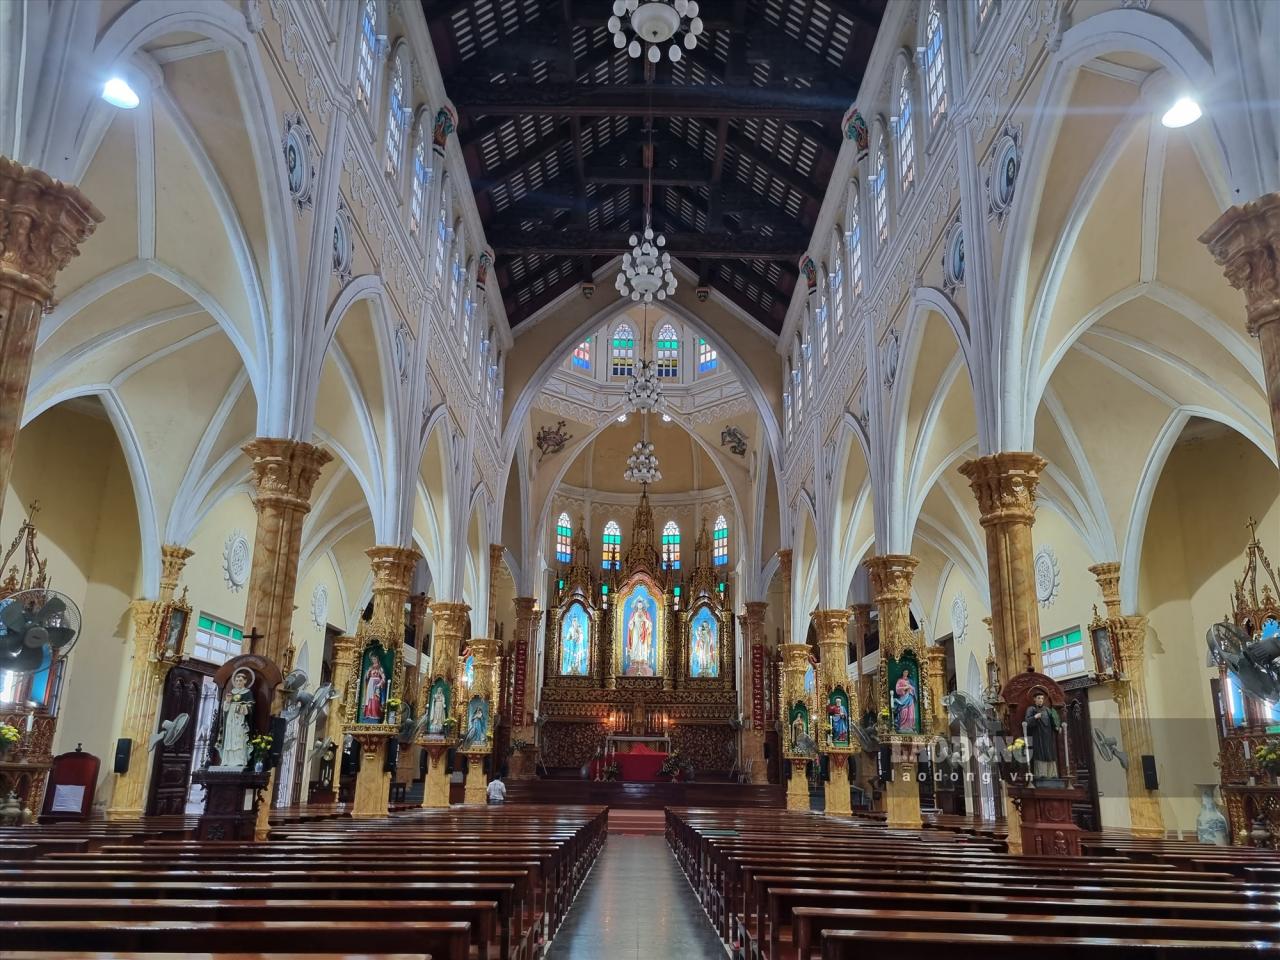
491 226 806 260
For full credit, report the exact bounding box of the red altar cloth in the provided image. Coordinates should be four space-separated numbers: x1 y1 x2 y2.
595 751 669 781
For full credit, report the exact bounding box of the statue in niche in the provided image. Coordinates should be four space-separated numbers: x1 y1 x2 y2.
1024 689 1062 781
214 668 255 770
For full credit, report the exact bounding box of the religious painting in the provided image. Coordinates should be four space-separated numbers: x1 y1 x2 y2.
460 649 475 689
803 661 815 697
787 701 812 756
357 645 394 725
461 694 490 750
425 677 451 736
620 582 661 677
887 651 922 736
827 686 851 748
159 604 189 661
688 606 720 678
560 601 591 676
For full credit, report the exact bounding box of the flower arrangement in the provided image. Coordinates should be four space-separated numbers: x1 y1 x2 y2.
386 697 403 711
1255 740 1280 776
0 723 19 753
602 761 620 782
508 738 533 755
660 750 684 780
248 733 273 768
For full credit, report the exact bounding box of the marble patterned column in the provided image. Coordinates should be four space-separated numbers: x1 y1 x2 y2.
780 641 811 812
509 597 539 779
1200 194 1280 462
850 603 875 803
407 593 429 714
741 601 769 784
349 545 420 819
462 636 498 804
106 544 192 820
329 634 357 798
865 554 922 830
813 608 854 816
0 157 103 529
1089 562 1165 838
241 438 332 666
958 453 1048 688
421 601 469 808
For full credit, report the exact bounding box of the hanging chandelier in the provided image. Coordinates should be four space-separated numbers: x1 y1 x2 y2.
609 0 704 64
624 439 662 485
616 223 676 303
624 358 665 413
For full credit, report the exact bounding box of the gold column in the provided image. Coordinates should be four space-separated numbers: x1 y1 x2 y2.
407 593 429 713
850 603 875 803
1090 562 1165 838
780 641 811 811
509 597 538 779
741 601 769 784
349 545 420 819
0 158 103 528
241 438 332 665
813 608 854 816
462 636 498 804
106 544 192 820
924 645 947 734
1200 194 1280 461
865 554 922 830
329 634 357 798
422 601 469 807
958 453 1047 686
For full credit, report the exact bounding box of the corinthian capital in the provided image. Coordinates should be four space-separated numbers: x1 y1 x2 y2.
1200 193 1280 336
242 438 332 508
958 452 1047 526
864 554 918 604
0 157 104 302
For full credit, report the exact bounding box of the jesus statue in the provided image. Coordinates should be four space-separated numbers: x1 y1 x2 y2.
625 601 654 676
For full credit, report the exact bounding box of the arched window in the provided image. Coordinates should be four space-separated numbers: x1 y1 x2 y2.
923 1 947 128
872 141 888 244
793 344 804 419
555 513 572 563
815 286 829 367
784 364 794 437
356 0 378 109
976 0 997 30
451 250 465 327
384 55 406 176
847 185 864 298
803 325 814 402
697 337 718 374
571 339 591 371
433 176 451 285
409 120 431 235
713 515 728 566
611 323 634 378
602 520 622 570
895 67 915 193
656 324 679 378
830 250 844 338
662 521 681 570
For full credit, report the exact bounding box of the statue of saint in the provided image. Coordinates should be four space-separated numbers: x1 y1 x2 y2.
214 668 254 770
361 658 387 722
1025 690 1063 781
625 600 655 676
892 668 917 733
427 683 447 735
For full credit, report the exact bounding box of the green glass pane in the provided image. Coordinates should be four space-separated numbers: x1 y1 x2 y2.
601 584 608 595
214 622 232 637
231 628 243 641
198 615 214 630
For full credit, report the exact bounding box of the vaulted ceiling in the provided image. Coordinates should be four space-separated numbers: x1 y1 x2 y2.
424 0 884 332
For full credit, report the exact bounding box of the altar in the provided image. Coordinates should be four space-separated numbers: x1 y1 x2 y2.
606 734 671 754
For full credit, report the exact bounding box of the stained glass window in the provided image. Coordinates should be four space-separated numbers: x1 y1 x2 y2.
1040 628 1087 680
611 324 634 378
356 0 377 109
847 191 863 297
830 253 844 338
385 56 405 175
192 613 245 666
572 339 591 371
924 1 947 128
409 125 430 235
873 144 888 243
555 513 572 563
433 178 450 286
697 337 718 374
451 253 465 326
896 68 915 193
602 520 622 570
656 324 679 378
816 293 830 367
662 521 681 570
713 515 728 566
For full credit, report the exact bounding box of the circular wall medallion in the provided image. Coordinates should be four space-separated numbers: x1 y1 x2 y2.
943 222 965 291
223 530 251 592
882 327 900 389
311 584 329 628
332 201 354 283
1034 544 1061 609
281 113 315 212
950 594 968 642
990 132 1020 215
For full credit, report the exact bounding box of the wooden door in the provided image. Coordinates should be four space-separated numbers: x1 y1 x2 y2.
146 664 206 815
1063 684 1102 831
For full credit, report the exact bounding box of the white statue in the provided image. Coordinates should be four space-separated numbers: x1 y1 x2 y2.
427 684 446 735
213 668 255 770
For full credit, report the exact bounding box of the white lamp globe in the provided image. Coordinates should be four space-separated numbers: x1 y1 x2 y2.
684 32 697 49
628 39 642 58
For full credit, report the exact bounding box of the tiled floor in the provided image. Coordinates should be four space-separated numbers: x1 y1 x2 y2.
545 835 728 959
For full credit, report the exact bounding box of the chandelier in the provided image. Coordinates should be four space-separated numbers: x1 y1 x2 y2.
616 224 676 303
624 359 665 413
624 439 662 485
609 0 704 63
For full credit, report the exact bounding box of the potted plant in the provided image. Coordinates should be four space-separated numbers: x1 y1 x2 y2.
248 733 274 773
1255 740 1280 784
0 723 19 759
660 750 684 782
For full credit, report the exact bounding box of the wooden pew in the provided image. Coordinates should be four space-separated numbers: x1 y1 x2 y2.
820 928 1280 959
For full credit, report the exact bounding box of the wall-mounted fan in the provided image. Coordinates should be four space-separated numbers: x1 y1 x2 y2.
279 669 340 724
0 589 81 674
149 713 190 752
1092 727 1129 771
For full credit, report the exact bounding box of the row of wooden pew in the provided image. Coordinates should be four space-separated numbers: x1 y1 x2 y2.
666 806 1280 960
0 803 607 960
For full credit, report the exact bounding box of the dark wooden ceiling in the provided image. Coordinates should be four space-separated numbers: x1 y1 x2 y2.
423 0 884 333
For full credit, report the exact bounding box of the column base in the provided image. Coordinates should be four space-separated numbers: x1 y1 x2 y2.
743 730 768 784
786 762 809 811
884 769 922 830
254 770 276 840
464 756 488 805
824 757 852 816
422 754 450 808
350 744 390 818
1129 793 1165 837
1005 793 1023 854
104 804 143 822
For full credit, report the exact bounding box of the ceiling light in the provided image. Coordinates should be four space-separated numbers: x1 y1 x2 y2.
617 414 628 422
662 413 672 422
610 0 701 64
1161 96 1201 128
101 77 140 109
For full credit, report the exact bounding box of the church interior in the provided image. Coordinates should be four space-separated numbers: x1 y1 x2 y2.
2 0 1280 956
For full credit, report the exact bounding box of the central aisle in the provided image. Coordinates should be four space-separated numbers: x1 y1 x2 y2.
545 835 728 959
